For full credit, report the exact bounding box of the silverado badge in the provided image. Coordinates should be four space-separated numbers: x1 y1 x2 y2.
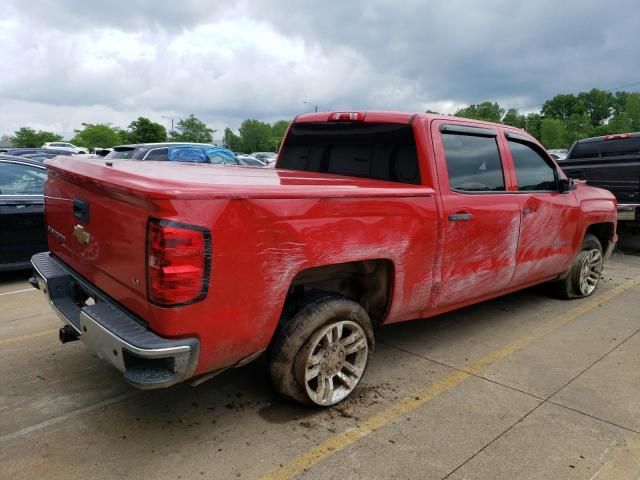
73 224 91 245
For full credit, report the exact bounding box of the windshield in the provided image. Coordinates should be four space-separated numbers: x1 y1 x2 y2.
105 147 137 159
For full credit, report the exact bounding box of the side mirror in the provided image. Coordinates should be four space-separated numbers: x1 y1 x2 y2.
559 178 577 193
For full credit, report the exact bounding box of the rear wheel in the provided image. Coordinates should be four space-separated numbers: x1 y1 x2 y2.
551 233 603 299
269 294 374 406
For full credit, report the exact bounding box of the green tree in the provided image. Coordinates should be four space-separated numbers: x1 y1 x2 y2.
238 119 273 152
606 113 632 134
539 118 568 148
223 128 243 151
71 123 124 148
624 92 640 131
524 113 543 140
10 127 63 147
126 117 167 144
170 114 213 143
578 88 614 126
270 120 290 151
502 108 526 129
564 113 593 144
454 101 504 122
611 91 631 116
541 94 585 122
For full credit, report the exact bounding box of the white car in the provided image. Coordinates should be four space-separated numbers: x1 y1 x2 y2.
42 142 87 154
251 152 277 165
547 149 568 161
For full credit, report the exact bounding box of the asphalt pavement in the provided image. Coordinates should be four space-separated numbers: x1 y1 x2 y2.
1 250 640 480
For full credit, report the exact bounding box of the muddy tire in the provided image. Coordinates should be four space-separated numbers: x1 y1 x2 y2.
551 233 604 299
269 293 374 406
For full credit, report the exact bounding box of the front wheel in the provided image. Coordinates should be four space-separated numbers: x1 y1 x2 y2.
269 294 374 406
551 233 603 299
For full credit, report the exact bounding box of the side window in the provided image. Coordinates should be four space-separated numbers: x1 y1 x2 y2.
144 148 168 161
509 141 557 191
0 163 47 195
168 147 208 163
442 133 505 191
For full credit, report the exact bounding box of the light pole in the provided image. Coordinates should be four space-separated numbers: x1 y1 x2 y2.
303 101 318 113
161 115 175 134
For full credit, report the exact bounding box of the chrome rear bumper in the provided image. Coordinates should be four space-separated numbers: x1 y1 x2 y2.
30 252 199 389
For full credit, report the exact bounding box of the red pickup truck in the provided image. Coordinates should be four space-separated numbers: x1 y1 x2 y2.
31 112 617 407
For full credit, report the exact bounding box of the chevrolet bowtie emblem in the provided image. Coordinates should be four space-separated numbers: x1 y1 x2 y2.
73 224 91 245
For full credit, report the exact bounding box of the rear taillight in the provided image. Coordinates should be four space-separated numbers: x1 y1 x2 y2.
146 218 211 307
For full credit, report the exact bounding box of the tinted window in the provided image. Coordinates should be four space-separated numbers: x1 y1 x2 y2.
206 148 237 165
509 141 557 191
168 147 208 163
568 136 640 159
442 134 505 191
279 123 421 185
0 162 47 195
144 148 168 161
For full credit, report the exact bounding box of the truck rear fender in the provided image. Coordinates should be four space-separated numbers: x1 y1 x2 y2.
274 259 394 338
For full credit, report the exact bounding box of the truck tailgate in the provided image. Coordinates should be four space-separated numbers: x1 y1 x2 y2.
44 163 152 314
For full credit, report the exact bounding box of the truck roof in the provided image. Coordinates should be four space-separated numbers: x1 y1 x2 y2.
294 111 513 130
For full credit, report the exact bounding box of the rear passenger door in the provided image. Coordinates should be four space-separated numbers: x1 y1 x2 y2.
505 133 580 286
431 122 521 308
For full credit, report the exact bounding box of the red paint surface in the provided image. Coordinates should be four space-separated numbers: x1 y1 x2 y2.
43 112 618 376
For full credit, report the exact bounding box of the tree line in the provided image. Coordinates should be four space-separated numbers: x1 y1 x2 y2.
9 115 290 153
8 88 640 151
450 89 640 149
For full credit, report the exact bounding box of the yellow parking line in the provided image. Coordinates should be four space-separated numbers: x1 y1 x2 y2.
591 436 640 480
0 288 35 297
0 329 57 345
259 276 640 480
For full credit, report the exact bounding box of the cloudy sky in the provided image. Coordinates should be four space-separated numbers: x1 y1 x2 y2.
1 0 639 140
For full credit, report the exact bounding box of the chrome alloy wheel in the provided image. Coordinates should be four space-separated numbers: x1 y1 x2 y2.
296 320 368 406
577 249 603 296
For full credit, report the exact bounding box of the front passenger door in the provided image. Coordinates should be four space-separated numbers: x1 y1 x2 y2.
506 133 580 286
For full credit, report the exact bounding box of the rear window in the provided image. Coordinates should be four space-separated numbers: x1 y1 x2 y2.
568 136 640 159
278 123 421 184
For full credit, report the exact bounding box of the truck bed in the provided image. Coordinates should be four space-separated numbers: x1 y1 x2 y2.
45 157 435 199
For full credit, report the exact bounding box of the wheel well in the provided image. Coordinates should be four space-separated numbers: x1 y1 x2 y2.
585 223 613 251
285 260 393 324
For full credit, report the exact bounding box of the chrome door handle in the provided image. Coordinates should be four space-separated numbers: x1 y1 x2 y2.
448 213 473 221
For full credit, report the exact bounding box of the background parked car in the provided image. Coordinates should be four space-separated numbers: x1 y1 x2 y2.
4 147 76 158
105 143 244 165
42 142 87 154
236 154 266 166
547 149 568 161
251 152 277 165
0 156 47 271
